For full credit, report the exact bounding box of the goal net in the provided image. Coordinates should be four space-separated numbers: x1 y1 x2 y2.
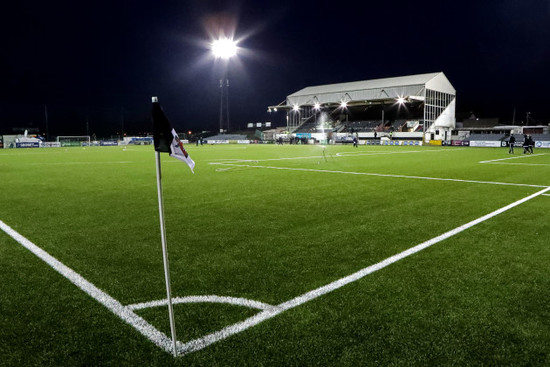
57 136 91 147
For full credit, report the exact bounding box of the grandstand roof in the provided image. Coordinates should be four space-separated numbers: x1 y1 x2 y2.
276 72 455 108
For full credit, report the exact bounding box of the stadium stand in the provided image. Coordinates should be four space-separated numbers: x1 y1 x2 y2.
341 120 381 132
293 114 336 133
467 133 550 142
269 72 456 142
390 120 407 132
469 134 506 141
293 118 319 133
204 134 248 141
530 133 550 141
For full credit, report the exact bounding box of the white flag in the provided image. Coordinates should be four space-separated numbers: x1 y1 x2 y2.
169 128 195 173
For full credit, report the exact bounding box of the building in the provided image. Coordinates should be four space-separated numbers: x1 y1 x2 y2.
268 72 456 142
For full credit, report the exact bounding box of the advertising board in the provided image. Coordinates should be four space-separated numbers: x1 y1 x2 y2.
451 140 470 146
469 141 502 147
16 142 40 148
100 141 118 146
41 142 61 148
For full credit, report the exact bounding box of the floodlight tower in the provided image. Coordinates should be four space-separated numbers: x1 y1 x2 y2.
212 38 237 133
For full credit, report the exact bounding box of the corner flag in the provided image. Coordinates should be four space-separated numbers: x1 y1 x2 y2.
152 96 195 173
151 96 196 356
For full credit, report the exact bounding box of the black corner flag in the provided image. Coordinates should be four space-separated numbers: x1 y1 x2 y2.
152 97 173 153
152 97 195 172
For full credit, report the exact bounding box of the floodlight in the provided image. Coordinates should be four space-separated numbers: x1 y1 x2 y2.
314 102 321 110
213 37 238 133
292 104 300 112
397 97 406 104
212 38 237 59
340 100 348 108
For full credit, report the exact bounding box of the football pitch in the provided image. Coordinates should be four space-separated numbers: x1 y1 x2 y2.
1 144 549 366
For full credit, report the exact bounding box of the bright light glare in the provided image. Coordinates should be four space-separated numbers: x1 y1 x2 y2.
292 104 300 112
212 38 237 59
340 101 348 108
314 102 321 110
396 97 406 104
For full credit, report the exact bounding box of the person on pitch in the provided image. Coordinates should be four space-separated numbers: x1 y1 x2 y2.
508 134 515 154
528 135 534 154
522 134 529 154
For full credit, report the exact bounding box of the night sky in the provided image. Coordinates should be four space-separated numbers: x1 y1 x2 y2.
2 0 550 137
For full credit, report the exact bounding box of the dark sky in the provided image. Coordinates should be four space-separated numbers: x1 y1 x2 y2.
2 0 550 137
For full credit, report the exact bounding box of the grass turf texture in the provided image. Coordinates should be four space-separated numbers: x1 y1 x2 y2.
0 144 548 366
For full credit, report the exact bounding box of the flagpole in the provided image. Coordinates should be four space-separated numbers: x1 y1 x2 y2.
155 150 178 356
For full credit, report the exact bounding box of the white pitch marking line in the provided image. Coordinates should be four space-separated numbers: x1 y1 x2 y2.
212 163 549 189
3 169 549 357
127 295 277 312
479 162 550 167
479 153 546 164
208 148 456 165
176 185 550 356
209 155 325 163
0 220 182 355
334 148 461 157
26 161 133 166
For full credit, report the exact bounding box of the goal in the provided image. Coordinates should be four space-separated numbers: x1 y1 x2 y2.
56 136 91 147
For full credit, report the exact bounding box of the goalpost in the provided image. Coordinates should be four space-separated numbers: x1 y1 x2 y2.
56 136 91 147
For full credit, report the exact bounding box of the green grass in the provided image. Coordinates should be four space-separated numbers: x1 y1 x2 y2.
0 144 549 366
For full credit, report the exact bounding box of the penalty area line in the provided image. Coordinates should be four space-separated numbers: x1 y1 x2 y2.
479 153 546 164
212 162 548 189
0 220 180 355
177 185 550 356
